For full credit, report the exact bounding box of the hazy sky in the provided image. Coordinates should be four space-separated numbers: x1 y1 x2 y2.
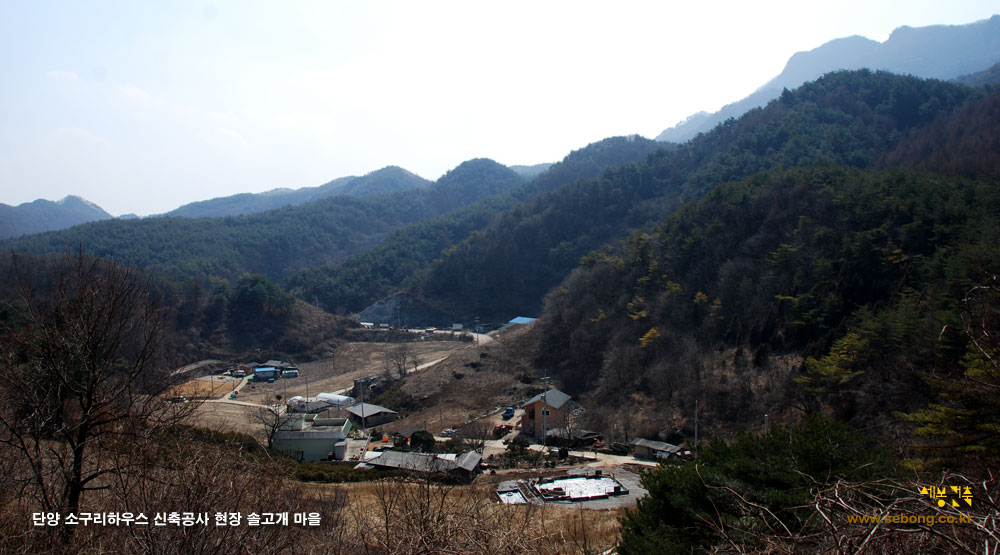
1 1 997 216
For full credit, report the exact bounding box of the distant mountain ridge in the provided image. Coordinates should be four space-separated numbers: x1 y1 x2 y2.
404 70 983 323
0 196 112 239
0 158 524 284
656 15 1000 143
165 166 431 218
954 61 1000 87
509 163 553 179
286 136 663 316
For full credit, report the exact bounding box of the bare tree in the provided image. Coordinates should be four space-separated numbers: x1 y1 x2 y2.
85 428 347 555
555 401 582 445
390 341 413 377
0 252 185 538
245 393 293 449
351 477 556 554
600 344 641 442
693 470 998 553
459 418 493 453
963 275 1000 370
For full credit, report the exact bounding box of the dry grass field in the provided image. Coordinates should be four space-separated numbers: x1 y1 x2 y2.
387 325 544 434
179 337 475 435
234 339 471 405
301 479 627 554
180 327 544 437
188 401 262 440
167 376 235 399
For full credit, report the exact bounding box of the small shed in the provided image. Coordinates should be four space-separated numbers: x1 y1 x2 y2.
346 402 399 428
253 366 280 380
631 438 687 460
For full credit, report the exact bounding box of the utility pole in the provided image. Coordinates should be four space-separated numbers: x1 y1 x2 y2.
694 399 699 460
542 374 549 446
360 378 366 432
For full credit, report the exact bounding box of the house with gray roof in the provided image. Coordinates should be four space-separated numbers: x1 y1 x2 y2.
345 402 398 428
631 438 691 460
519 389 571 439
361 450 482 480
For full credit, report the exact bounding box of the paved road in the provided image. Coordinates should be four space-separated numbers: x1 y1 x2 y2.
201 397 280 409
405 356 450 375
196 376 285 409
471 332 494 345
324 356 451 398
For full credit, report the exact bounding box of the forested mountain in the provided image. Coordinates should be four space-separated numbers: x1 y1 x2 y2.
954 60 1000 87
287 136 664 315
0 196 112 239
0 159 522 284
166 166 431 218
881 90 1000 177
536 165 999 424
0 251 350 372
407 71 983 323
423 158 524 213
655 15 1000 143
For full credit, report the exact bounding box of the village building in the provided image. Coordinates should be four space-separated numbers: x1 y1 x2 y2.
316 392 355 406
630 438 690 460
519 389 571 438
263 359 294 369
497 316 538 332
252 366 280 381
360 450 482 481
272 415 355 461
345 402 399 428
247 359 299 381
545 427 602 447
287 400 337 414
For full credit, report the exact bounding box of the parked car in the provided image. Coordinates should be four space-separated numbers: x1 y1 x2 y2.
167 396 186 403
501 406 515 420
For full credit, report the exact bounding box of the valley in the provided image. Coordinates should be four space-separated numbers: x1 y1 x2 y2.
2 12 999 552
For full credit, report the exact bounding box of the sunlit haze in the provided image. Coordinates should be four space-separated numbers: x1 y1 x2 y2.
1 0 997 216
